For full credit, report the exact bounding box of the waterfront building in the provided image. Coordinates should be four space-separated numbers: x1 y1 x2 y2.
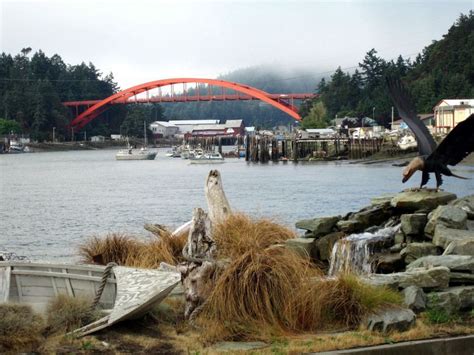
434 99 474 133
167 120 219 135
149 121 179 138
190 119 244 137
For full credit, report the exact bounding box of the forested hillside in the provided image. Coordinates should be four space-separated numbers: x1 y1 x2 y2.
301 11 474 128
0 48 126 140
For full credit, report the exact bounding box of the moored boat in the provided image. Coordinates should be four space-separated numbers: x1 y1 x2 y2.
397 135 417 150
116 122 157 160
189 152 225 164
116 146 157 160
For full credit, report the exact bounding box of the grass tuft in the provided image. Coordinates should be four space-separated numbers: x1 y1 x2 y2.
212 213 296 260
0 303 44 352
79 231 187 267
46 294 101 333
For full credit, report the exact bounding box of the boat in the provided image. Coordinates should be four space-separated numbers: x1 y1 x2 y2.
8 140 29 153
165 146 182 158
116 145 157 160
189 152 225 164
0 261 181 336
116 122 157 160
397 135 418 150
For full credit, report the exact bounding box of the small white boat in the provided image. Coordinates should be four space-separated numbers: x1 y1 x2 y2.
397 135 417 150
165 146 182 158
116 146 157 160
0 262 180 336
189 152 225 164
116 122 157 160
8 140 29 153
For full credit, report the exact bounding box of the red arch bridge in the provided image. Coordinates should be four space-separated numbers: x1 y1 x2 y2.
64 78 318 130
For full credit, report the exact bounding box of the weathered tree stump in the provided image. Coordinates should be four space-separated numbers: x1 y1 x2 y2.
178 170 232 321
205 169 231 225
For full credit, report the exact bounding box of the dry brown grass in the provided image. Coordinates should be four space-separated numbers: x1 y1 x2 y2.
0 304 45 352
196 246 401 342
79 231 187 267
46 294 101 334
79 233 141 265
213 213 296 259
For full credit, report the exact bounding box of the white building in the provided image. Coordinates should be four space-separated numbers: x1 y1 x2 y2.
149 121 179 138
434 99 474 132
167 120 219 135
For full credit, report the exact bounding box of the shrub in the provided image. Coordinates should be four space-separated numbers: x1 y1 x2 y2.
213 213 296 260
0 304 44 352
79 231 187 267
46 295 101 333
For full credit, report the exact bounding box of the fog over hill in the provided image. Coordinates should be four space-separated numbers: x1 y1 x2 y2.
162 65 328 127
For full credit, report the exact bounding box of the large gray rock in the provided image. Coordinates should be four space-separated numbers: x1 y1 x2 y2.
295 216 340 238
285 238 316 258
371 195 395 206
427 290 461 314
427 286 474 314
407 255 474 272
336 219 362 233
433 225 474 249
390 190 456 212
348 205 392 230
374 253 405 273
448 286 474 309
400 242 441 264
443 239 474 256
425 206 468 237
401 213 427 236
314 231 345 261
450 194 474 219
403 286 426 312
449 272 474 284
366 307 416 333
363 266 450 290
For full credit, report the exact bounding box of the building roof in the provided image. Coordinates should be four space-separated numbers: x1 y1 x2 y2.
192 124 225 131
168 120 219 125
306 129 335 133
435 99 474 108
151 121 178 128
223 119 243 128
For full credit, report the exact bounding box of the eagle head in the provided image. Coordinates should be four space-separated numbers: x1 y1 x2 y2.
402 157 425 183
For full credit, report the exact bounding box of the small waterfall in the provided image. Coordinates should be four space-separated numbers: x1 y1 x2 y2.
328 225 400 276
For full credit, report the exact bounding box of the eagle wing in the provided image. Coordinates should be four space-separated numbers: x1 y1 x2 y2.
427 113 474 166
386 77 437 156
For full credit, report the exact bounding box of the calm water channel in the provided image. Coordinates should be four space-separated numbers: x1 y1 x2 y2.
1 149 473 262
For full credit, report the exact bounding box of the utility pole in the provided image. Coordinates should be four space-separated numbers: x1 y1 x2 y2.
52 127 56 142
391 106 394 129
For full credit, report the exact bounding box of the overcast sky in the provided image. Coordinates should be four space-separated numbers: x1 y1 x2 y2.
1 0 472 89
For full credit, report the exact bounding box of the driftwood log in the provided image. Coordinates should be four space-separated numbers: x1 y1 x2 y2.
178 169 231 320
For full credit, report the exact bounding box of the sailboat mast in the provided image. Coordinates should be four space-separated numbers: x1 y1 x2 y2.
144 121 147 147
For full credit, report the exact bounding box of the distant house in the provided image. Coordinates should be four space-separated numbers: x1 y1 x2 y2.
91 135 105 142
150 121 179 138
110 134 123 141
434 99 474 132
304 128 336 139
391 114 434 131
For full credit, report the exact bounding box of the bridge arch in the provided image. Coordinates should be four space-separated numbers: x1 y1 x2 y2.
70 78 303 129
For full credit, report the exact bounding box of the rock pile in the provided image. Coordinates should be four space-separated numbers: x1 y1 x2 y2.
291 190 474 330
